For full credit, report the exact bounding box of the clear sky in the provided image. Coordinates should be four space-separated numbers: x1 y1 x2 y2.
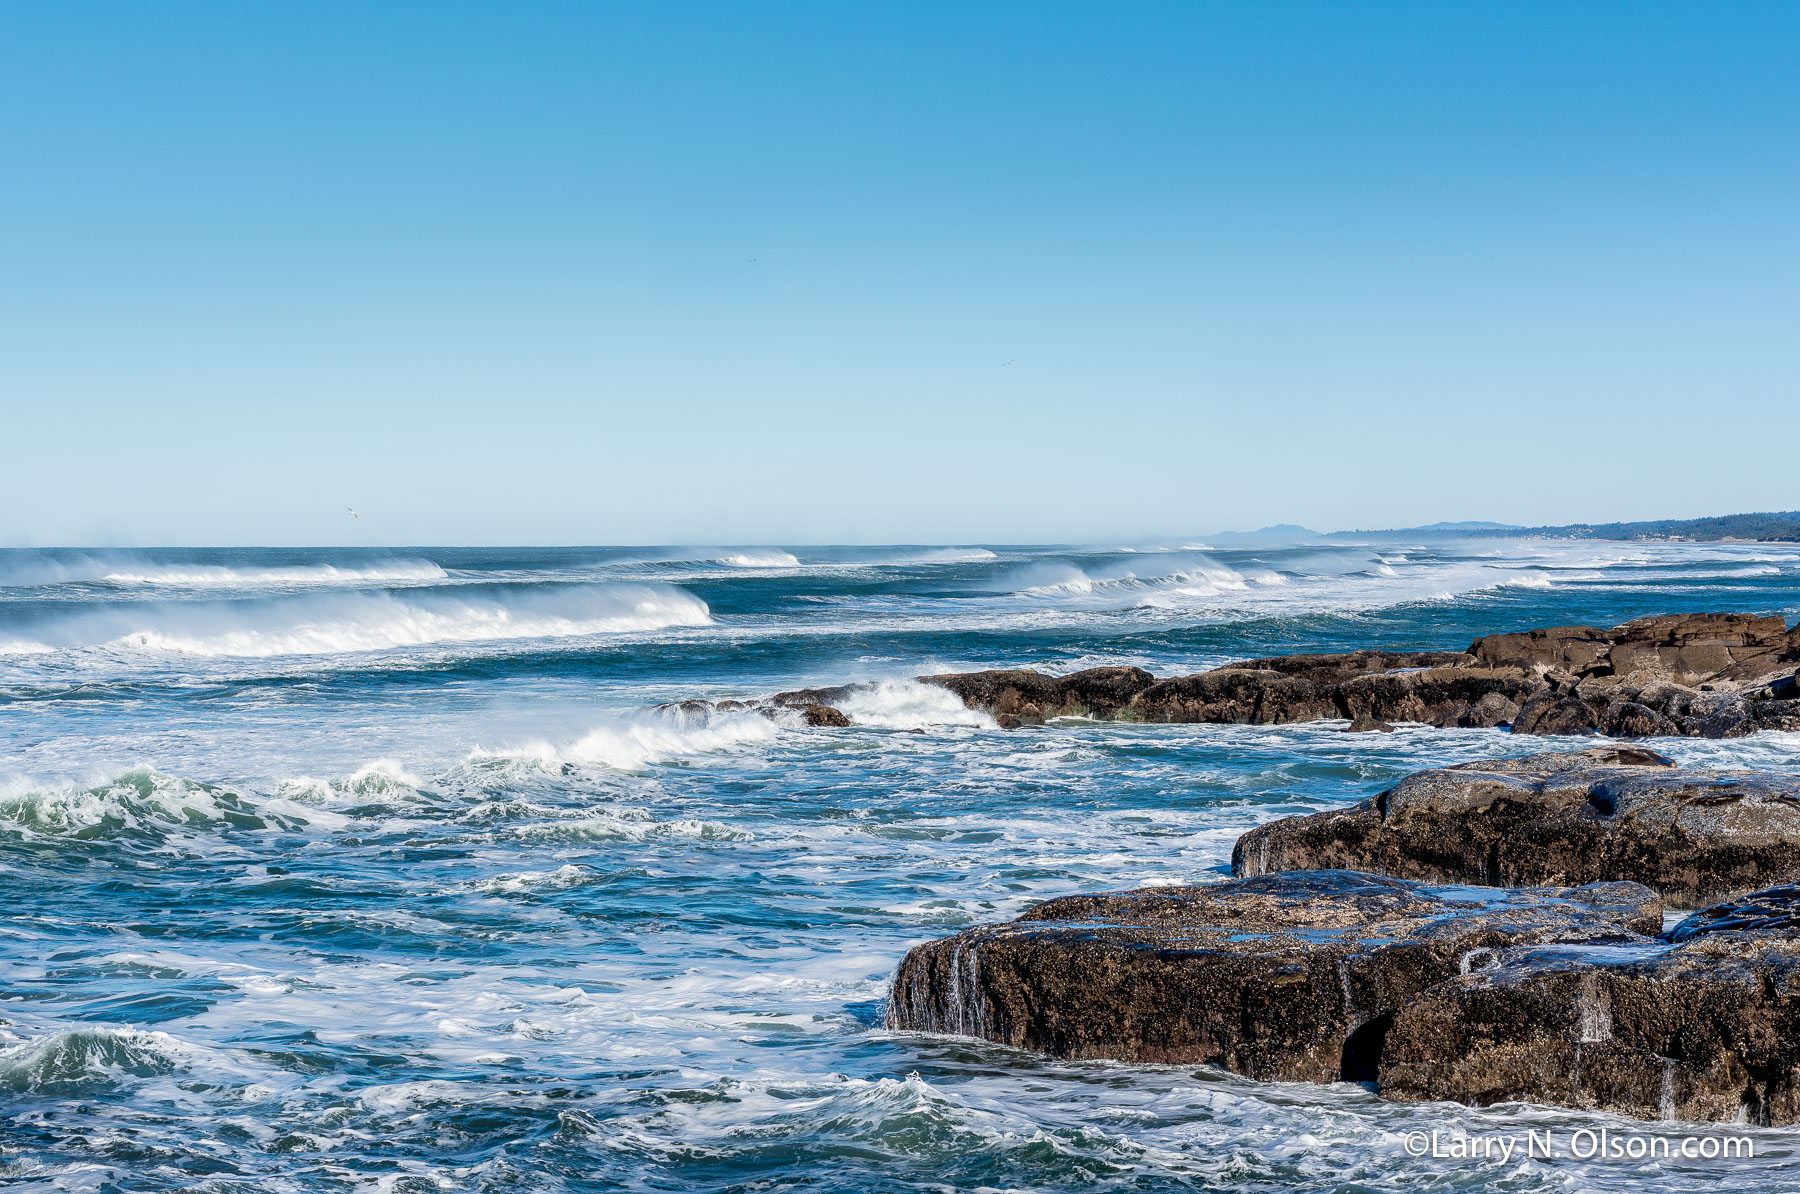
2 2 1796 546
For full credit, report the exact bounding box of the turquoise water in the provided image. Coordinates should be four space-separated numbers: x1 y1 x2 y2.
3 540 1799 1192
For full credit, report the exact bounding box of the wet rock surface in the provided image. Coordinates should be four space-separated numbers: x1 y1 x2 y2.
1233 748 1800 907
886 870 1660 1083
889 869 1800 1123
1380 885 1800 1124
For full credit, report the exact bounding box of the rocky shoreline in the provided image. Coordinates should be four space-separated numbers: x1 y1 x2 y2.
887 744 1800 1125
668 608 1800 1121
758 612 1800 738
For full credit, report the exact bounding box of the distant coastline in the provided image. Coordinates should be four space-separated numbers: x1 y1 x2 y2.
1213 511 1800 545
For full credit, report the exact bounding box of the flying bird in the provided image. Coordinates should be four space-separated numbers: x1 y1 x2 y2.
1002 359 1016 366
347 508 358 518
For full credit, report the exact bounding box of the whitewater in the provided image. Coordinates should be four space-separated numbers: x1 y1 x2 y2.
4 540 1800 1192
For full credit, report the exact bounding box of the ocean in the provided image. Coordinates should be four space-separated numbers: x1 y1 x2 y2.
3 539 1799 1192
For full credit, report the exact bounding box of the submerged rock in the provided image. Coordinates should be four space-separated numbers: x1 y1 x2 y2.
1232 748 1800 907
1380 884 1800 1124
886 870 1659 1083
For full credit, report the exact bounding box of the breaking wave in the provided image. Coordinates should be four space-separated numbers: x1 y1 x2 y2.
1003 557 1257 603
0 555 448 590
717 551 802 568
96 561 449 587
0 1028 183 1092
0 768 337 844
3 582 711 658
277 758 425 806
471 704 795 773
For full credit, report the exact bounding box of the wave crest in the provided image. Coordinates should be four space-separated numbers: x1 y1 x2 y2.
0 768 319 842
718 551 801 568
0 555 447 590
98 561 449 587
7 582 711 658
471 703 792 773
278 759 425 807
0 1028 182 1093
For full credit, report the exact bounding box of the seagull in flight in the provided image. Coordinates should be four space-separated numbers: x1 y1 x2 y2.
347 507 358 519
1002 359 1016 366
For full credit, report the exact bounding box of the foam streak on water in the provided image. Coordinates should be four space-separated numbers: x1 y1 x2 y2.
2 540 1800 1191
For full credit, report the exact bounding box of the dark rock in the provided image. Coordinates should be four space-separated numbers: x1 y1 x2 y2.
1233 748 1800 907
1471 613 1796 684
655 699 720 717
1668 883 1800 941
658 695 848 727
1344 714 1396 733
1511 689 1603 736
768 684 863 709
697 614 1800 740
919 666 1156 723
795 703 850 727
1380 884 1800 1124
887 870 1660 1082
909 613 1800 739
1601 699 1681 738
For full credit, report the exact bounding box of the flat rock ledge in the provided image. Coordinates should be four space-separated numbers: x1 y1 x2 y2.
888 871 1800 1123
887 870 1660 1084
1233 748 1800 907
1382 886 1800 1123
776 613 1800 739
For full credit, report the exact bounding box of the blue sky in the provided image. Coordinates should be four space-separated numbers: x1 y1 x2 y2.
3 2 1796 545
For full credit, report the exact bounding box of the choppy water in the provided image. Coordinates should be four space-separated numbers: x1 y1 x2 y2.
4 539 1800 1192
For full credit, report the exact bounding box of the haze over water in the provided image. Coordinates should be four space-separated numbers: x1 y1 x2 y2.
4 538 1800 1192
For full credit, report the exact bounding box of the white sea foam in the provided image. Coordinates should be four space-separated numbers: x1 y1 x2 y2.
358 1079 478 1113
465 864 611 894
836 680 997 729
503 814 751 842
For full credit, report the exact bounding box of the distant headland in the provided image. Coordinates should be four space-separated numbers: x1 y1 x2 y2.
1211 510 1800 545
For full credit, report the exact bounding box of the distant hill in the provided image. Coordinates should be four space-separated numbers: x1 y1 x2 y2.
1329 511 1800 543
1206 524 1321 546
